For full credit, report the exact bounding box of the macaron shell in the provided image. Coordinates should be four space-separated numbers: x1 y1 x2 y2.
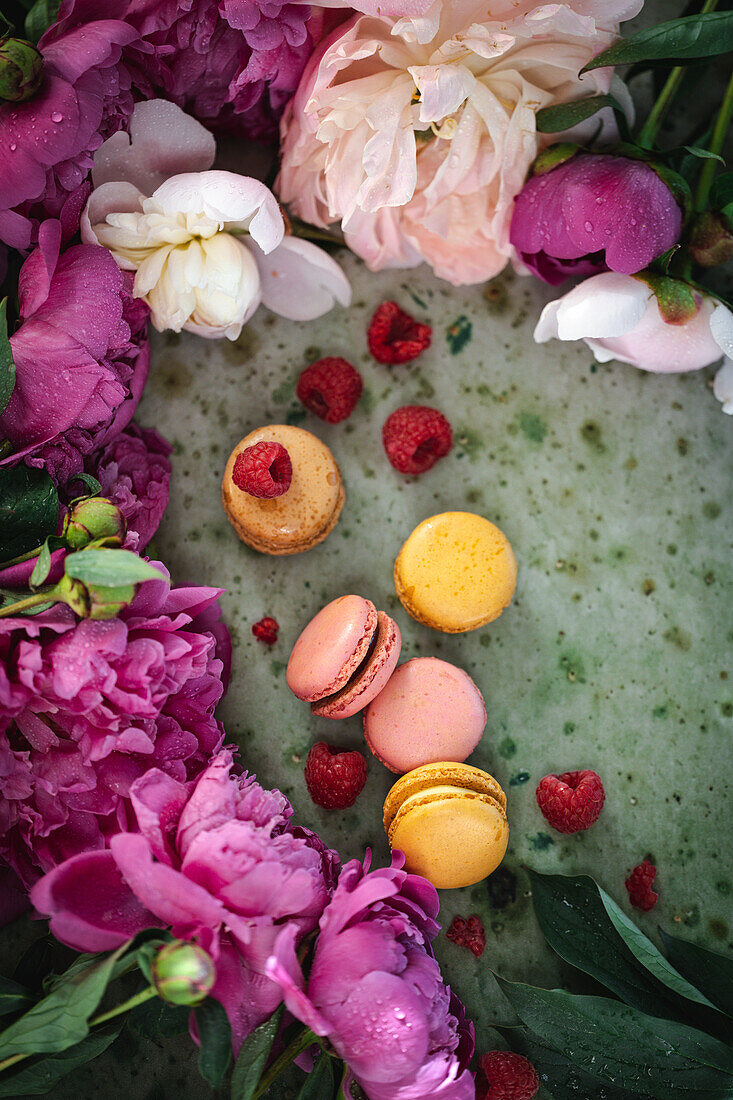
222 425 344 555
287 595 377 702
383 761 507 832
363 657 485 773
313 611 402 719
394 511 517 632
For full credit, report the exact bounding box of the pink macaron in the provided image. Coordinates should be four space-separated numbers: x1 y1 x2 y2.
286 594 402 719
363 657 486 773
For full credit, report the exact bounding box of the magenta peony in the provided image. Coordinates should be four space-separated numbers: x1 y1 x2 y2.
0 568 228 891
266 852 475 1098
95 423 172 551
0 219 150 486
510 154 683 285
0 0 143 249
31 749 338 1051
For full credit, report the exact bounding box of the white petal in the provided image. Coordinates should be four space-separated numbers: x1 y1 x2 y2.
534 299 562 344
252 237 351 321
710 302 733 359
81 181 145 258
713 358 733 414
409 64 476 124
553 273 650 341
151 172 284 253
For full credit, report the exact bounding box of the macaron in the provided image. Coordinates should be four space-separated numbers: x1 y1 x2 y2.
222 425 344 555
363 657 486 773
383 762 508 889
394 511 517 633
287 594 402 718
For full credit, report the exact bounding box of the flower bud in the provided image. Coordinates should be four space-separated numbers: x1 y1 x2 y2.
63 497 126 550
52 574 135 620
152 942 216 1006
688 211 733 268
0 38 43 102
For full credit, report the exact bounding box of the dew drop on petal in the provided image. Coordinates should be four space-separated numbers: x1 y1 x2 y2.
584 220 593 232
51 111 64 123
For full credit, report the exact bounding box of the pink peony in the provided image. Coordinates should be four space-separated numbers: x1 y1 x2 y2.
266 853 475 1098
0 567 229 891
32 748 338 1051
510 154 682 285
0 219 150 486
0 0 143 249
277 0 643 286
95 423 172 551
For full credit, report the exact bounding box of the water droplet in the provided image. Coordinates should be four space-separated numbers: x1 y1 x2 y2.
51 111 64 123
9 143 16 152
584 220 593 232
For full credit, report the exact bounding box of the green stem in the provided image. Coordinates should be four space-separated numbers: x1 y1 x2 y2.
0 1053 25 1075
695 69 733 211
253 1028 319 1100
0 589 57 617
0 546 44 569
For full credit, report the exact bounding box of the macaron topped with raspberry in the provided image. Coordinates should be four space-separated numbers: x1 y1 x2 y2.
222 425 344 555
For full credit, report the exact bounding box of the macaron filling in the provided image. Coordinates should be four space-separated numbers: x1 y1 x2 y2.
312 610 401 718
386 785 507 846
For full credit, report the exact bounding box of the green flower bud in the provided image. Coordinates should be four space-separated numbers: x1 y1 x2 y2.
0 38 43 102
63 497 126 550
52 574 135 620
53 574 91 618
152 942 216 1006
688 211 733 269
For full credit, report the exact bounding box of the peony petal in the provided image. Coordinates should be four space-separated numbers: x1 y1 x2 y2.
710 302 733 359
265 924 331 1036
551 272 650 341
251 237 351 321
713 358 733 414
151 172 284 253
82 182 146 257
129 768 189 865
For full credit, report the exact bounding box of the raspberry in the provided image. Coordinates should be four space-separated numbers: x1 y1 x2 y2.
232 441 292 498
368 301 432 364
296 357 363 423
535 769 605 834
252 616 279 645
446 914 486 957
382 405 453 475
304 742 368 810
625 859 658 911
477 1052 539 1100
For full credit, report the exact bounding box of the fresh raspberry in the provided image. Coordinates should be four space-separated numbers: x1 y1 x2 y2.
477 1052 539 1100
535 769 605 834
367 301 432 364
296 357 363 423
382 405 453 475
625 860 659 911
232 441 292 498
446 915 486 957
252 616 279 645
304 742 368 810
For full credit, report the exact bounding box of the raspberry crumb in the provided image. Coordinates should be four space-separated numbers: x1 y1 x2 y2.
368 301 432 364
252 617 279 645
625 859 658 911
535 769 605 834
232 441 292 498
446 914 486 957
476 1051 539 1100
296 357 363 423
304 742 368 810
382 405 453 475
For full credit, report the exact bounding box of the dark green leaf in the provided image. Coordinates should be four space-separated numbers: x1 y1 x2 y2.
24 0 61 42
0 466 59 561
582 12 733 72
0 976 35 1017
29 540 52 589
652 245 680 274
12 939 77 995
711 172 733 211
509 1026 642 1100
659 930 733 1017
0 944 126 1059
135 939 171 986
0 1024 121 1096
67 473 102 498
195 998 232 1088
129 996 190 1040
230 1006 283 1100
496 978 733 1099
536 94 622 134
296 1051 336 1099
64 549 165 587
0 299 15 417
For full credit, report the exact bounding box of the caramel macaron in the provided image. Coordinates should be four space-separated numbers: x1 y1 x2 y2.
383 762 508 889
222 425 344 555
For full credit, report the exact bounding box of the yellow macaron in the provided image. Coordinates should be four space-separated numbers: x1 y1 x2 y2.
394 511 517 632
383 762 509 889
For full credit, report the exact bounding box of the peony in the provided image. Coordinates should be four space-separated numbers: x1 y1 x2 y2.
510 153 683 286
713 359 733 415
277 0 643 286
82 99 351 339
535 271 733 374
0 567 228 890
31 748 338 1051
95 423 172 551
0 0 142 249
0 218 150 485
266 852 475 1098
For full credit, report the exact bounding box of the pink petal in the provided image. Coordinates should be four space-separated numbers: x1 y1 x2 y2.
129 768 189 865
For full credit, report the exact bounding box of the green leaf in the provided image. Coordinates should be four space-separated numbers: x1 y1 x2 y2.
29 540 52 589
711 172 733 211
195 998 232 1088
509 1026 638 1100
64 549 166 588
296 1051 336 1098
659 930 733 1017
0 299 15 417
24 0 61 42
230 1006 283 1100
582 12 733 72
683 146 726 164
0 944 126 1060
536 94 622 134
129 996 190 1040
0 977 35 1017
496 978 733 1099
67 473 102 498
0 466 59 561
0 1024 121 1097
